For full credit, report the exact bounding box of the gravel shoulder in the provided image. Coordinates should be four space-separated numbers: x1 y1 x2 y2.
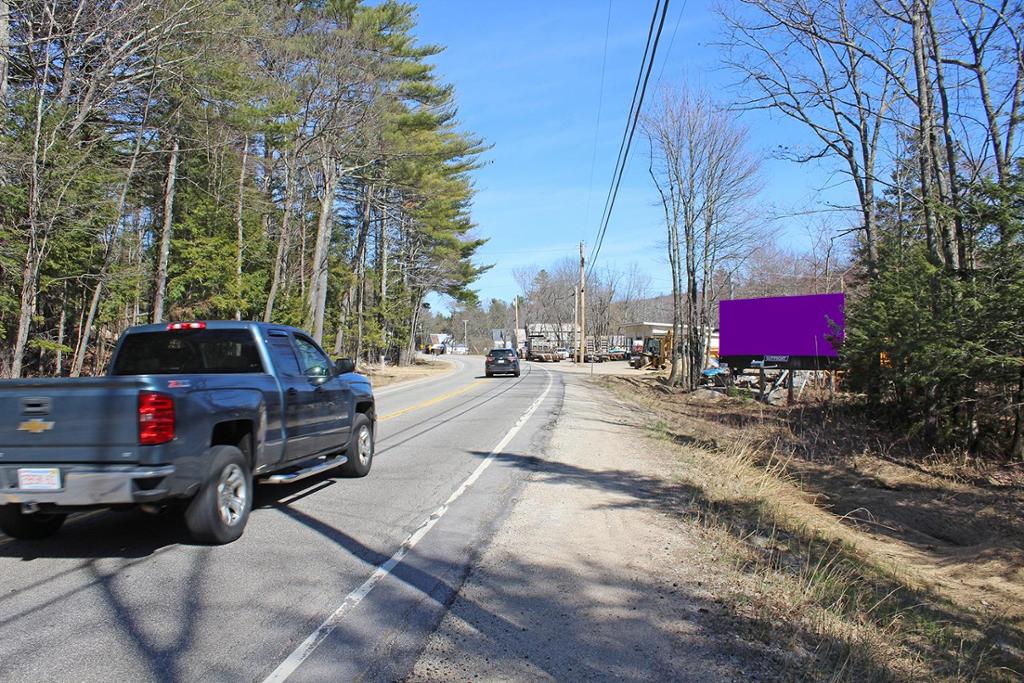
408 373 784 681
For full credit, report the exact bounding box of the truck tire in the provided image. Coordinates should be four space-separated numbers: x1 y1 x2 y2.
0 506 66 540
339 413 374 478
184 445 252 544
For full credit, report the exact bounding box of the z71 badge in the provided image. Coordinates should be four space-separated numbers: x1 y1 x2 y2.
18 419 55 434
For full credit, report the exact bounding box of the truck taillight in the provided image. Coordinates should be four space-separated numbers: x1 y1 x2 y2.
138 391 175 445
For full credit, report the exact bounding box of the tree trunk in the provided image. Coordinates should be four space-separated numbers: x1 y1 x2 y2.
377 204 389 365
234 135 249 320
152 136 179 323
920 25 958 271
10 253 38 378
264 159 293 322
0 0 9 106
1011 367 1024 460
911 3 942 268
682 197 699 390
55 301 66 376
667 217 684 385
404 290 423 366
306 157 337 343
862 173 879 276
132 211 144 324
356 263 365 361
924 3 964 272
334 182 374 354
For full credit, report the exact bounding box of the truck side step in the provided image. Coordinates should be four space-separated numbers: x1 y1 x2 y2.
260 455 348 484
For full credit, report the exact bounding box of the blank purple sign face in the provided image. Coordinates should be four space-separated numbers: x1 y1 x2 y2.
719 293 845 358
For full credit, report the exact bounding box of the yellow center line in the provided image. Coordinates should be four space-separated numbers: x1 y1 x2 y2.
378 379 486 422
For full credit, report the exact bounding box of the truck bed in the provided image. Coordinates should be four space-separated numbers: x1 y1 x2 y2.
1 376 149 463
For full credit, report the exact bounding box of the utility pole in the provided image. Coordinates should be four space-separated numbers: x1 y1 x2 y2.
464 319 468 350
578 241 586 364
573 287 579 364
513 296 520 355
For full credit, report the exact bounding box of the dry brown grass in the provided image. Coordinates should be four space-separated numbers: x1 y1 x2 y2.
359 357 452 389
596 376 1024 682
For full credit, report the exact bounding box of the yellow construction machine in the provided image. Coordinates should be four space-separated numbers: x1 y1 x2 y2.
630 329 673 370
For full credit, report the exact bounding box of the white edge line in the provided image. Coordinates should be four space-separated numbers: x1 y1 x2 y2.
262 368 554 683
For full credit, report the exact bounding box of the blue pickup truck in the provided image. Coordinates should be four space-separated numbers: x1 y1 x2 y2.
0 321 375 544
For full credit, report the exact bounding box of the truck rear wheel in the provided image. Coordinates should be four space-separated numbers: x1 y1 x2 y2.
184 445 252 544
339 413 374 478
0 506 66 540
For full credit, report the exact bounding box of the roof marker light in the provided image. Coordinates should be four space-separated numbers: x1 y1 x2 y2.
167 321 207 331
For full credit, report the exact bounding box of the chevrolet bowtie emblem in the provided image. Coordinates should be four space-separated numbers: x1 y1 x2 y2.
18 419 55 434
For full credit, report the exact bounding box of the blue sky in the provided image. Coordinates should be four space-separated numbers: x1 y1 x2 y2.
412 1 853 308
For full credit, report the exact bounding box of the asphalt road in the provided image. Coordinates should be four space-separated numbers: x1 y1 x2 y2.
0 356 563 682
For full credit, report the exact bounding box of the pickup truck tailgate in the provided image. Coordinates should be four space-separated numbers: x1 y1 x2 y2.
0 377 146 462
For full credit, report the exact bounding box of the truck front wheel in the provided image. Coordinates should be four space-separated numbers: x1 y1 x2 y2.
339 413 374 478
184 445 252 544
0 506 66 540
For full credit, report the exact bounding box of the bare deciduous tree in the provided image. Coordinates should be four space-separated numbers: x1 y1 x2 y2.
644 86 762 389
720 0 900 278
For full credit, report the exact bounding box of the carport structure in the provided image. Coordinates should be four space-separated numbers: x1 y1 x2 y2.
618 322 672 349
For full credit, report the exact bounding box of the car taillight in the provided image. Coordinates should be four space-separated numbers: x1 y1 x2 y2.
486 355 493 361
167 321 206 330
139 391 175 445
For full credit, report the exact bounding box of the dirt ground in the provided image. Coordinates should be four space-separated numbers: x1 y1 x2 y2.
597 376 1024 681
359 356 453 389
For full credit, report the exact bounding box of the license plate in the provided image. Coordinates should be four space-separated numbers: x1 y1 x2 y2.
17 468 61 491
496 360 506 364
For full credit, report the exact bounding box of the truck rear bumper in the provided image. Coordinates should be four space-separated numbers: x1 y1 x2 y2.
0 465 177 506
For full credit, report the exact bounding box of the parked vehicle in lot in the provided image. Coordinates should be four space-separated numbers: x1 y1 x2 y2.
485 348 520 377
605 347 628 361
526 339 561 362
555 347 570 360
0 321 375 544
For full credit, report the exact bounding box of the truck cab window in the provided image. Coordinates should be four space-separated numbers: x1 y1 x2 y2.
266 336 303 376
293 336 330 378
112 330 264 375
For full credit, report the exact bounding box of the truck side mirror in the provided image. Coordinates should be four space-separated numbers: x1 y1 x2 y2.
334 358 356 375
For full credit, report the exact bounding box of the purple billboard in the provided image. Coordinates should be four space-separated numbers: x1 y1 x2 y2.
719 293 845 360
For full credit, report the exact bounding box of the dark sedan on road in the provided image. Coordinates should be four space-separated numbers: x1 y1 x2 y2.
485 348 520 377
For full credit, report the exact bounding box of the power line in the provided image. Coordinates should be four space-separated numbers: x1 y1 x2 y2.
590 0 661 268
587 0 670 278
654 0 686 90
589 1 661 269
